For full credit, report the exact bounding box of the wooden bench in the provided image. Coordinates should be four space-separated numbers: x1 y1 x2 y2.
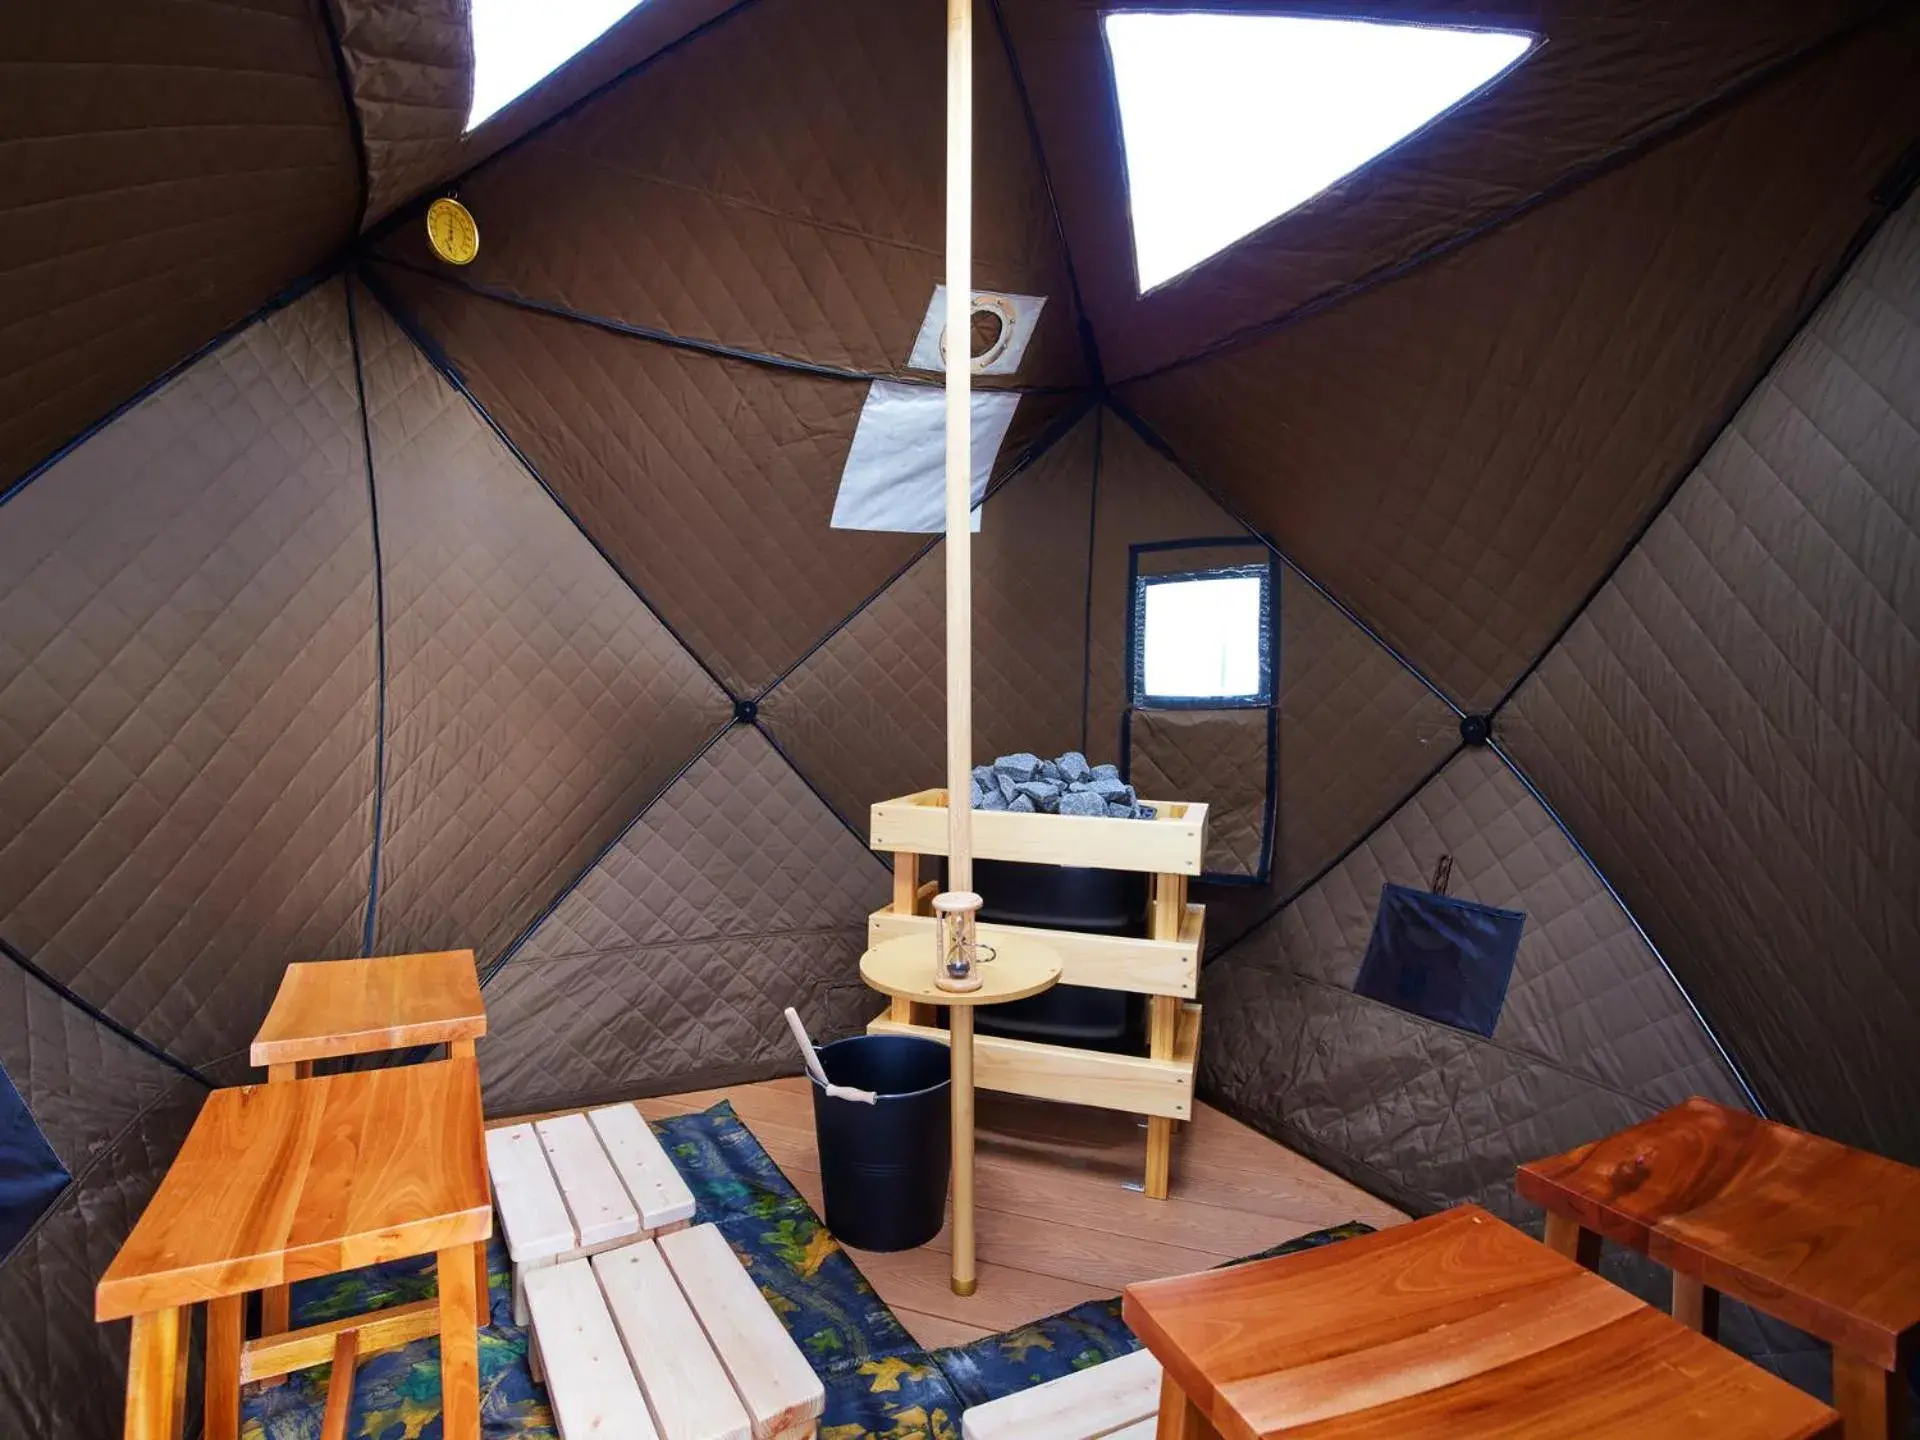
486 1105 697 1325
522 1223 826 1440
961 1348 1161 1439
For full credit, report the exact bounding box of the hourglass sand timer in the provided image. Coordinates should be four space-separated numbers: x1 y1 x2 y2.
932 891 985 993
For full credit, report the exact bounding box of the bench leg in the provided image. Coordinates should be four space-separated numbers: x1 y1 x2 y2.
1833 1348 1906 1440
1156 1372 1219 1440
1543 1213 1601 1270
204 1294 244 1440
513 1256 555 1328
125 1306 189 1440
320 1331 359 1440
1671 1272 1719 1339
438 1244 482 1440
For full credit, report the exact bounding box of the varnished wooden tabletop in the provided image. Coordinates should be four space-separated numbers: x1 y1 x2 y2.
1517 1097 1920 1369
859 932 1061 1007
250 950 485 1067
1123 1205 1839 1439
96 1058 490 1321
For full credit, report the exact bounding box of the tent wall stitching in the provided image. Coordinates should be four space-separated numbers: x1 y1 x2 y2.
1114 3 1905 386
355 262 741 704
343 278 392 957
316 0 372 233
0 938 208 1087
985 0 1104 386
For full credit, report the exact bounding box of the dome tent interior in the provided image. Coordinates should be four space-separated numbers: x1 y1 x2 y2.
1 1 1918 1436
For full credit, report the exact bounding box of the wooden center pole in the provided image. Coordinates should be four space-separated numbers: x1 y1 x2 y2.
944 0 978 1299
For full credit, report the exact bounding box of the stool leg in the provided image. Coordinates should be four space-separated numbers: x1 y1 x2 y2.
125 1307 189 1440
1671 1272 1719 1339
1543 1213 1601 1270
1833 1349 1904 1440
1156 1372 1219 1440
204 1294 244 1440
438 1243 482 1440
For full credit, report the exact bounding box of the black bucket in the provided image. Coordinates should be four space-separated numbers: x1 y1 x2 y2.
809 1033 951 1252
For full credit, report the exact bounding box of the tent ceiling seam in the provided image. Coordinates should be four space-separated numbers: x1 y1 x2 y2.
1104 398 1463 717
354 261 740 704
1115 7 1900 389
362 256 1077 395
480 717 743 986
316 0 372 234
0 937 209 1088
1486 183 1913 720
986 0 1104 387
358 0 774 249
341 276 391 957
1484 740 1767 1117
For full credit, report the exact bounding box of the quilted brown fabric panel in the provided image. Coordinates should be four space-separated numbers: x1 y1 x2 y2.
0 959 179 1174
759 411 1096 832
0 0 360 487
369 0 1083 389
329 0 470 225
1506 191 1920 1161
1121 28 1920 711
356 285 732 966
997 0 1880 382
0 281 379 1068
374 264 935 696
1083 414 1455 943
337 0 741 228
1128 709 1269 880
0 1076 203 1440
481 724 889 1115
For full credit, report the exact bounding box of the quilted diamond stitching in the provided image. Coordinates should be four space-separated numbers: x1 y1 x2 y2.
356 286 733 965
0 281 380 1067
1118 36 1917 710
1506 191 1920 1158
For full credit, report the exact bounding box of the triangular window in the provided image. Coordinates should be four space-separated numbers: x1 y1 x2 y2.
1104 13 1535 292
467 0 652 131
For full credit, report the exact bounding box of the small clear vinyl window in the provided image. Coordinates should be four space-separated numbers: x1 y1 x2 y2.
1133 564 1272 708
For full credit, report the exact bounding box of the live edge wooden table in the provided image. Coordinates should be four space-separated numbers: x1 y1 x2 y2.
1518 1097 1920 1440
1123 1205 1841 1439
97 1058 492 1440
859 931 1060 1296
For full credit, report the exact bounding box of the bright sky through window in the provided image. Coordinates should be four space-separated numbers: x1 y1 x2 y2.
467 0 651 131
1142 573 1265 701
1104 13 1534 292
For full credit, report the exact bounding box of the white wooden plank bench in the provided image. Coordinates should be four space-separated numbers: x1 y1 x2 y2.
522 1223 826 1440
487 1105 697 1325
960 1348 1162 1440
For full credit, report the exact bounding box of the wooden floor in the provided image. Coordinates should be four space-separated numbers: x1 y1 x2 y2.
629 1076 1406 1349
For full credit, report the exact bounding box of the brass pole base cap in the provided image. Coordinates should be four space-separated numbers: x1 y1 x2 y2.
950 1276 978 1297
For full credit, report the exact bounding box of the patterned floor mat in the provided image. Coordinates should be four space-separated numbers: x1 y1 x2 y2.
239 1100 1367 1439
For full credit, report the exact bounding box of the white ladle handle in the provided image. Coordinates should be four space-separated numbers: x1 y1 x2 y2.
783 1007 878 1104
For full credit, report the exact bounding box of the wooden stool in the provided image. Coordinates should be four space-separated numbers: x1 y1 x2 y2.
486 1105 696 1325
96 1058 491 1440
522 1223 825 1440
1519 1097 1920 1440
251 949 488 1330
1122 1205 1841 1439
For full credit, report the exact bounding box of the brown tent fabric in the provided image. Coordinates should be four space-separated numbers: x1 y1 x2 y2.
356 284 733 965
1505 189 1920 1160
0 0 360 490
2 6 1918 1433
0 280 378 1069
481 724 889 1115
1121 23 1920 710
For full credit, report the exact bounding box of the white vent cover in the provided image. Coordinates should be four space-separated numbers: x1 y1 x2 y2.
908 287 1047 376
829 382 1020 533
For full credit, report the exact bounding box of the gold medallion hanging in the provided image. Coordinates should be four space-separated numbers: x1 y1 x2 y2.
425 197 480 266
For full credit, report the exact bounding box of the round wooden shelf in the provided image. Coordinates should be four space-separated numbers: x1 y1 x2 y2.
859 933 1062 1008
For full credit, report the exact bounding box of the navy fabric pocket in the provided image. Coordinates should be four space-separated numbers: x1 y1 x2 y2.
1353 882 1524 1038
0 1056 69 1260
